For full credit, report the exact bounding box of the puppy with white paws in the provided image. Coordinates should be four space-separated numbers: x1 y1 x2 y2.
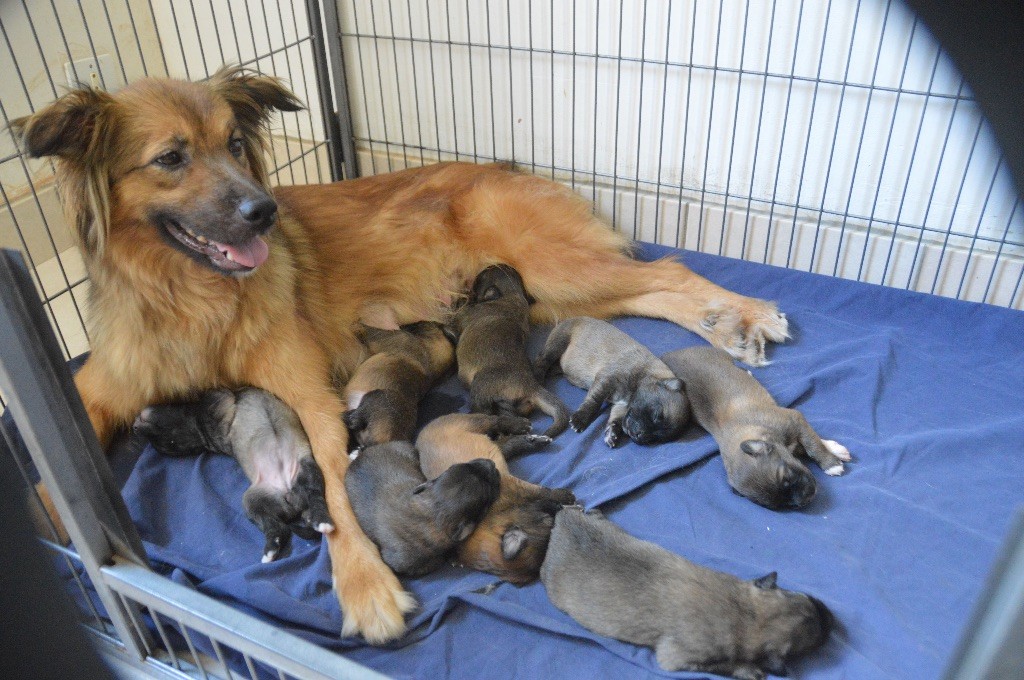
661 347 851 510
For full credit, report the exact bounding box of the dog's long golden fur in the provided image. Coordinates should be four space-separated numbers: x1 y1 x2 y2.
11 68 788 643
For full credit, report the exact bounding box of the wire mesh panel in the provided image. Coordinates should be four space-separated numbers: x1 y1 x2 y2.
338 0 1024 308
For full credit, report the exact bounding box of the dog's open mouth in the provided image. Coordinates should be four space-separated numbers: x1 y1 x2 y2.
164 220 269 272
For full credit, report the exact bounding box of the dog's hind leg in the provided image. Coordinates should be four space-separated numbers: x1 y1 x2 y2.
243 486 295 562
499 434 553 459
533 320 576 380
291 457 334 534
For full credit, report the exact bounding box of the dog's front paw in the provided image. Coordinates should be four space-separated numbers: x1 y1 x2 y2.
569 412 590 433
822 439 852 461
701 297 789 366
603 422 625 448
334 542 416 643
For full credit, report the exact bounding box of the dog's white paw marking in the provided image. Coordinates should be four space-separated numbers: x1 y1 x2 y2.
316 522 335 534
262 550 277 563
348 449 361 461
822 439 852 461
824 464 845 477
603 426 624 448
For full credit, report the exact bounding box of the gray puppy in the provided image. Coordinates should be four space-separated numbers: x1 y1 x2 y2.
534 317 689 447
133 388 333 563
451 264 569 437
345 441 501 576
661 346 851 510
541 507 833 680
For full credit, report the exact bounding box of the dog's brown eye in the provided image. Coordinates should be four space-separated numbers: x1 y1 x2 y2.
229 137 245 157
154 151 184 168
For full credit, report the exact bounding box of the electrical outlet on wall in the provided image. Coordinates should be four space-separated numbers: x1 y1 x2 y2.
64 54 122 91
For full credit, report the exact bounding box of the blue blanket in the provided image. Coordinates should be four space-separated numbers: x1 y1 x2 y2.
45 244 1024 678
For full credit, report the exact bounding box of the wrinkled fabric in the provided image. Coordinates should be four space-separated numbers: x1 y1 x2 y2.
23 243 1024 679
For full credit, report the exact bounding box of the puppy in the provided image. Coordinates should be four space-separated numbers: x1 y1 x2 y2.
661 346 852 510
343 321 456 447
345 441 500 576
451 265 569 437
541 507 833 680
534 317 689 447
416 413 575 584
133 388 333 562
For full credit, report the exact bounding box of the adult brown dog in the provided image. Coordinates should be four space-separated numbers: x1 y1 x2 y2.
10 67 788 642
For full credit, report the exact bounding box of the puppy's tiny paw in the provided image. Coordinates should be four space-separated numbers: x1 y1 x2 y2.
348 448 361 461
603 425 624 448
316 522 335 534
569 414 588 432
822 439 852 461
528 435 552 445
262 550 277 563
824 464 845 477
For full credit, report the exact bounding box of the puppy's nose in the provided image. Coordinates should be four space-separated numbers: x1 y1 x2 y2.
238 195 278 227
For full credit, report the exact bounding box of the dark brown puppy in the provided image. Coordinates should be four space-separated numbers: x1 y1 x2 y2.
12 68 786 641
343 322 456 447
416 413 575 585
345 441 500 576
451 265 569 437
542 507 833 680
661 346 851 510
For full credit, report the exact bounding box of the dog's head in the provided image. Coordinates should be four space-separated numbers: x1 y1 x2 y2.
457 482 575 585
8 67 302 276
726 439 817 510
468 264 534 305
745 572 834 677
368 456 501 576
622 376 690 445
132 389 236 456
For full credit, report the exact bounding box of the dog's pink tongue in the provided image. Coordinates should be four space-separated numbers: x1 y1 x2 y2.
222 237 269 268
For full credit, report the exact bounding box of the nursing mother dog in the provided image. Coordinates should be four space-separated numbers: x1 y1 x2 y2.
11 66 789 642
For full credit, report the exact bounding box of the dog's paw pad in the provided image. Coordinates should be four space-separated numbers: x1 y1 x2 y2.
316 522 335 534
822 439 852 461
529 435 552 445
603 426 624 448
824 464 845 477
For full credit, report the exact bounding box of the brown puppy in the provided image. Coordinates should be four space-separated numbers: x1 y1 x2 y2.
416 413 575 585
451 265 569 437
12 68 786 642
343 321 455 447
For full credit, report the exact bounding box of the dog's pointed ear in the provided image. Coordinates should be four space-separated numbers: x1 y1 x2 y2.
752 571 778 590
211 66 304 120
9 87 114 160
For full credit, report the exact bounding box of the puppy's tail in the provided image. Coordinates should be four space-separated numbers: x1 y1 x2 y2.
535 388 569 438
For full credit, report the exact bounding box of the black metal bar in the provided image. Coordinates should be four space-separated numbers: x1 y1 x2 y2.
631 0 650 239
609 0 625 228
651 0 673 243
407 0 427 166
307 0 358 180
674 0 699 249
981 198 1020 303
718 0 753 256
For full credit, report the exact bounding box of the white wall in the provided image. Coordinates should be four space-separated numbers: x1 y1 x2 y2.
339 0 1023 307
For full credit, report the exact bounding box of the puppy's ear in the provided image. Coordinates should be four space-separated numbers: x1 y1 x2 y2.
761 653 789 677
752 571 778 590
479 285 502 302
659 378 684 392
452 520 476 542
9 87 114 159
342 408 366 432
501 526 529 560
411 481 431 496
741 440 771 457
441 324 459 346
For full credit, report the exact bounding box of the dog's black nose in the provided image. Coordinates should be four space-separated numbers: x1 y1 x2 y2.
238 196 278 226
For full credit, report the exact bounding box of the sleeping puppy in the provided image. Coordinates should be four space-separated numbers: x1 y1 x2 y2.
661 346 852 510
133 388 333 562
345 441 501 576
416 413 575 584
534 317 689 448
343 321 456 447
450 265 569 437
541 507 833 680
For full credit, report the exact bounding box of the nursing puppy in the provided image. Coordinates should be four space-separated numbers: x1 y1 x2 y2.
661 346 851 510
343 321 456 447
416 413 575 584
345 441 500 576
451 265 569 437
133 388 333 562
541 507 833 680
534 317 689 448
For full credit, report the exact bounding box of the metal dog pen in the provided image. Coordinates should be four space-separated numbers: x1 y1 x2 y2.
0 0 1020 677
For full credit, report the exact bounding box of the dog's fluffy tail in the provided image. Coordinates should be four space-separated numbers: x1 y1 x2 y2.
535 388 569 438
